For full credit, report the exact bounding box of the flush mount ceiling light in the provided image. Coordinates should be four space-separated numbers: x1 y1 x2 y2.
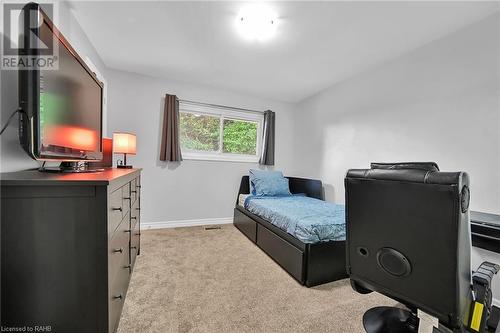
236 4 278 41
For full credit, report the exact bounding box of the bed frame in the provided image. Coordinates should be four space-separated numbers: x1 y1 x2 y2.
233 176 347 287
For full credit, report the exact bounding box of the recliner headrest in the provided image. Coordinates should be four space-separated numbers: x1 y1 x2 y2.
371 162 440 171
347 162 468 187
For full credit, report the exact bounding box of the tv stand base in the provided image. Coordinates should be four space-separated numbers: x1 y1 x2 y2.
39 162 104 173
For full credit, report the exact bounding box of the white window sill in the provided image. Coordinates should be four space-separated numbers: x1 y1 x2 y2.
182 152 259 163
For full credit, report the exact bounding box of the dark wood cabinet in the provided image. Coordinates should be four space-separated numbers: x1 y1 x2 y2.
0 168 141 333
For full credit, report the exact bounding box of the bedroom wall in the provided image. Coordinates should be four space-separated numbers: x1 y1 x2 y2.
293 12 500 214
0 1 108 173
106 68 296 226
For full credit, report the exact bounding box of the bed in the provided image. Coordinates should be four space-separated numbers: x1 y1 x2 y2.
233 176 348 287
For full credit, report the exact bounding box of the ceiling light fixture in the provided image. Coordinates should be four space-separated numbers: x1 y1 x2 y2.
236 4 278 41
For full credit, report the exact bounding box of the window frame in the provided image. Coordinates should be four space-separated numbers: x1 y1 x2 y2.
179 102 263 163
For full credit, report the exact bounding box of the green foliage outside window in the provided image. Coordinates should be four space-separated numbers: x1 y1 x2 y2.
223 119 257 155
180 112 258 155
180 113 220 151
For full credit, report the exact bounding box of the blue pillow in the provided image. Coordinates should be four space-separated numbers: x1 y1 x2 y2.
249 169 282 195
254 177 291 196
249 169 292 196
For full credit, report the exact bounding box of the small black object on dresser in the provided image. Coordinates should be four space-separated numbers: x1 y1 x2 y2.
0 168 142 333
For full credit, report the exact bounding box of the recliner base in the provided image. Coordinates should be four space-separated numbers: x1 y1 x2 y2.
363 307 459 333
363 306 418 333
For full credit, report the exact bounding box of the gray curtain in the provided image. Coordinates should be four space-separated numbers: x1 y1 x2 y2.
259 110 275 165
159 94 183 162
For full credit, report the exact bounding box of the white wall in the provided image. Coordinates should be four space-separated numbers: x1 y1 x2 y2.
293 12 500 214
0 1 108 172
106 69 296 225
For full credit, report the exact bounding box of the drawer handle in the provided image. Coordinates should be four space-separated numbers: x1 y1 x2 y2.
124 265 131 271
112 207 122 212
131 190 137 194
131 246 137 250
135 232 141 236
131 216 137 220
123 197 131 200
113 294 123 300
113 248 123 253
136 207 141 211
136 185 141 188
124 229 132 233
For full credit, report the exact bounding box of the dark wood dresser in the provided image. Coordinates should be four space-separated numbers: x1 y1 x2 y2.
0 168 141 333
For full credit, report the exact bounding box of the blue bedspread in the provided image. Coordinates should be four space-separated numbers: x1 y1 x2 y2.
244 195 346 243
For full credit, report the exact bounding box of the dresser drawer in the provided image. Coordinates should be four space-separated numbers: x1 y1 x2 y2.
108 188 124 236
130 179 137 205
108 214 130 285
130 222 140 268
108 265 130 333
131 199 140 229
136 177 141 200
122 183 131 214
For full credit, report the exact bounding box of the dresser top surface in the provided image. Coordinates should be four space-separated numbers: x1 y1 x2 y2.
1 168 141 186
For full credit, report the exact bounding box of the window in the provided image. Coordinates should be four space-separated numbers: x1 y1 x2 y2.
179 102 263 162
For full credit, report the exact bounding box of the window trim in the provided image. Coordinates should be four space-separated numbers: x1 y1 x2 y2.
179 102 263 163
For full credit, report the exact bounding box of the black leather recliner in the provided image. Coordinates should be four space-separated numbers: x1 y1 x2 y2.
345 162 498 333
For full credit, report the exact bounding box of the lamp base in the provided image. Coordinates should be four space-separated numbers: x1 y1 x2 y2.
117 165 133 169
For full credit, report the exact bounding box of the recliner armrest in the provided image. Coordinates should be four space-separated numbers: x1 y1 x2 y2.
473 262 500 288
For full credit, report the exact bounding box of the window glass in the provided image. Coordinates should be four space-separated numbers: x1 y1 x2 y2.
179 104 263 162
223 119 258 155
180 112 220 152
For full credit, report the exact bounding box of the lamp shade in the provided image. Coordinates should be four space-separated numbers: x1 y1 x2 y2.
113 132 136 154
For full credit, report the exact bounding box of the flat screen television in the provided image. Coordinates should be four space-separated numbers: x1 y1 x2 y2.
18 3 103 169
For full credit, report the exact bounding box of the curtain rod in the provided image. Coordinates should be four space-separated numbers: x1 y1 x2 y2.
179 99 265 115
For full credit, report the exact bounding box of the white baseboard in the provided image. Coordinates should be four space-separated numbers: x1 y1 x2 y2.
141 217 233 230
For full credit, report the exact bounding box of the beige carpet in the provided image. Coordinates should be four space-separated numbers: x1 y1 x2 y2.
117 224 395 333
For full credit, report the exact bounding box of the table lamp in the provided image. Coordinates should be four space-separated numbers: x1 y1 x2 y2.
113 132 136 169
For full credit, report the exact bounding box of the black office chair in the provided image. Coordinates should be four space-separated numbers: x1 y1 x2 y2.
344 162 498 333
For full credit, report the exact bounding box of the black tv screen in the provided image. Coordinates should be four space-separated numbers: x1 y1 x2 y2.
18 3 103 161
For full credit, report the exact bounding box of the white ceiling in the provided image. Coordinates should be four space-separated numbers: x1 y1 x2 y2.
69 1 499 103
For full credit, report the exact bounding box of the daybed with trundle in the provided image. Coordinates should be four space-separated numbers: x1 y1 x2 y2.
233 175 347 287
